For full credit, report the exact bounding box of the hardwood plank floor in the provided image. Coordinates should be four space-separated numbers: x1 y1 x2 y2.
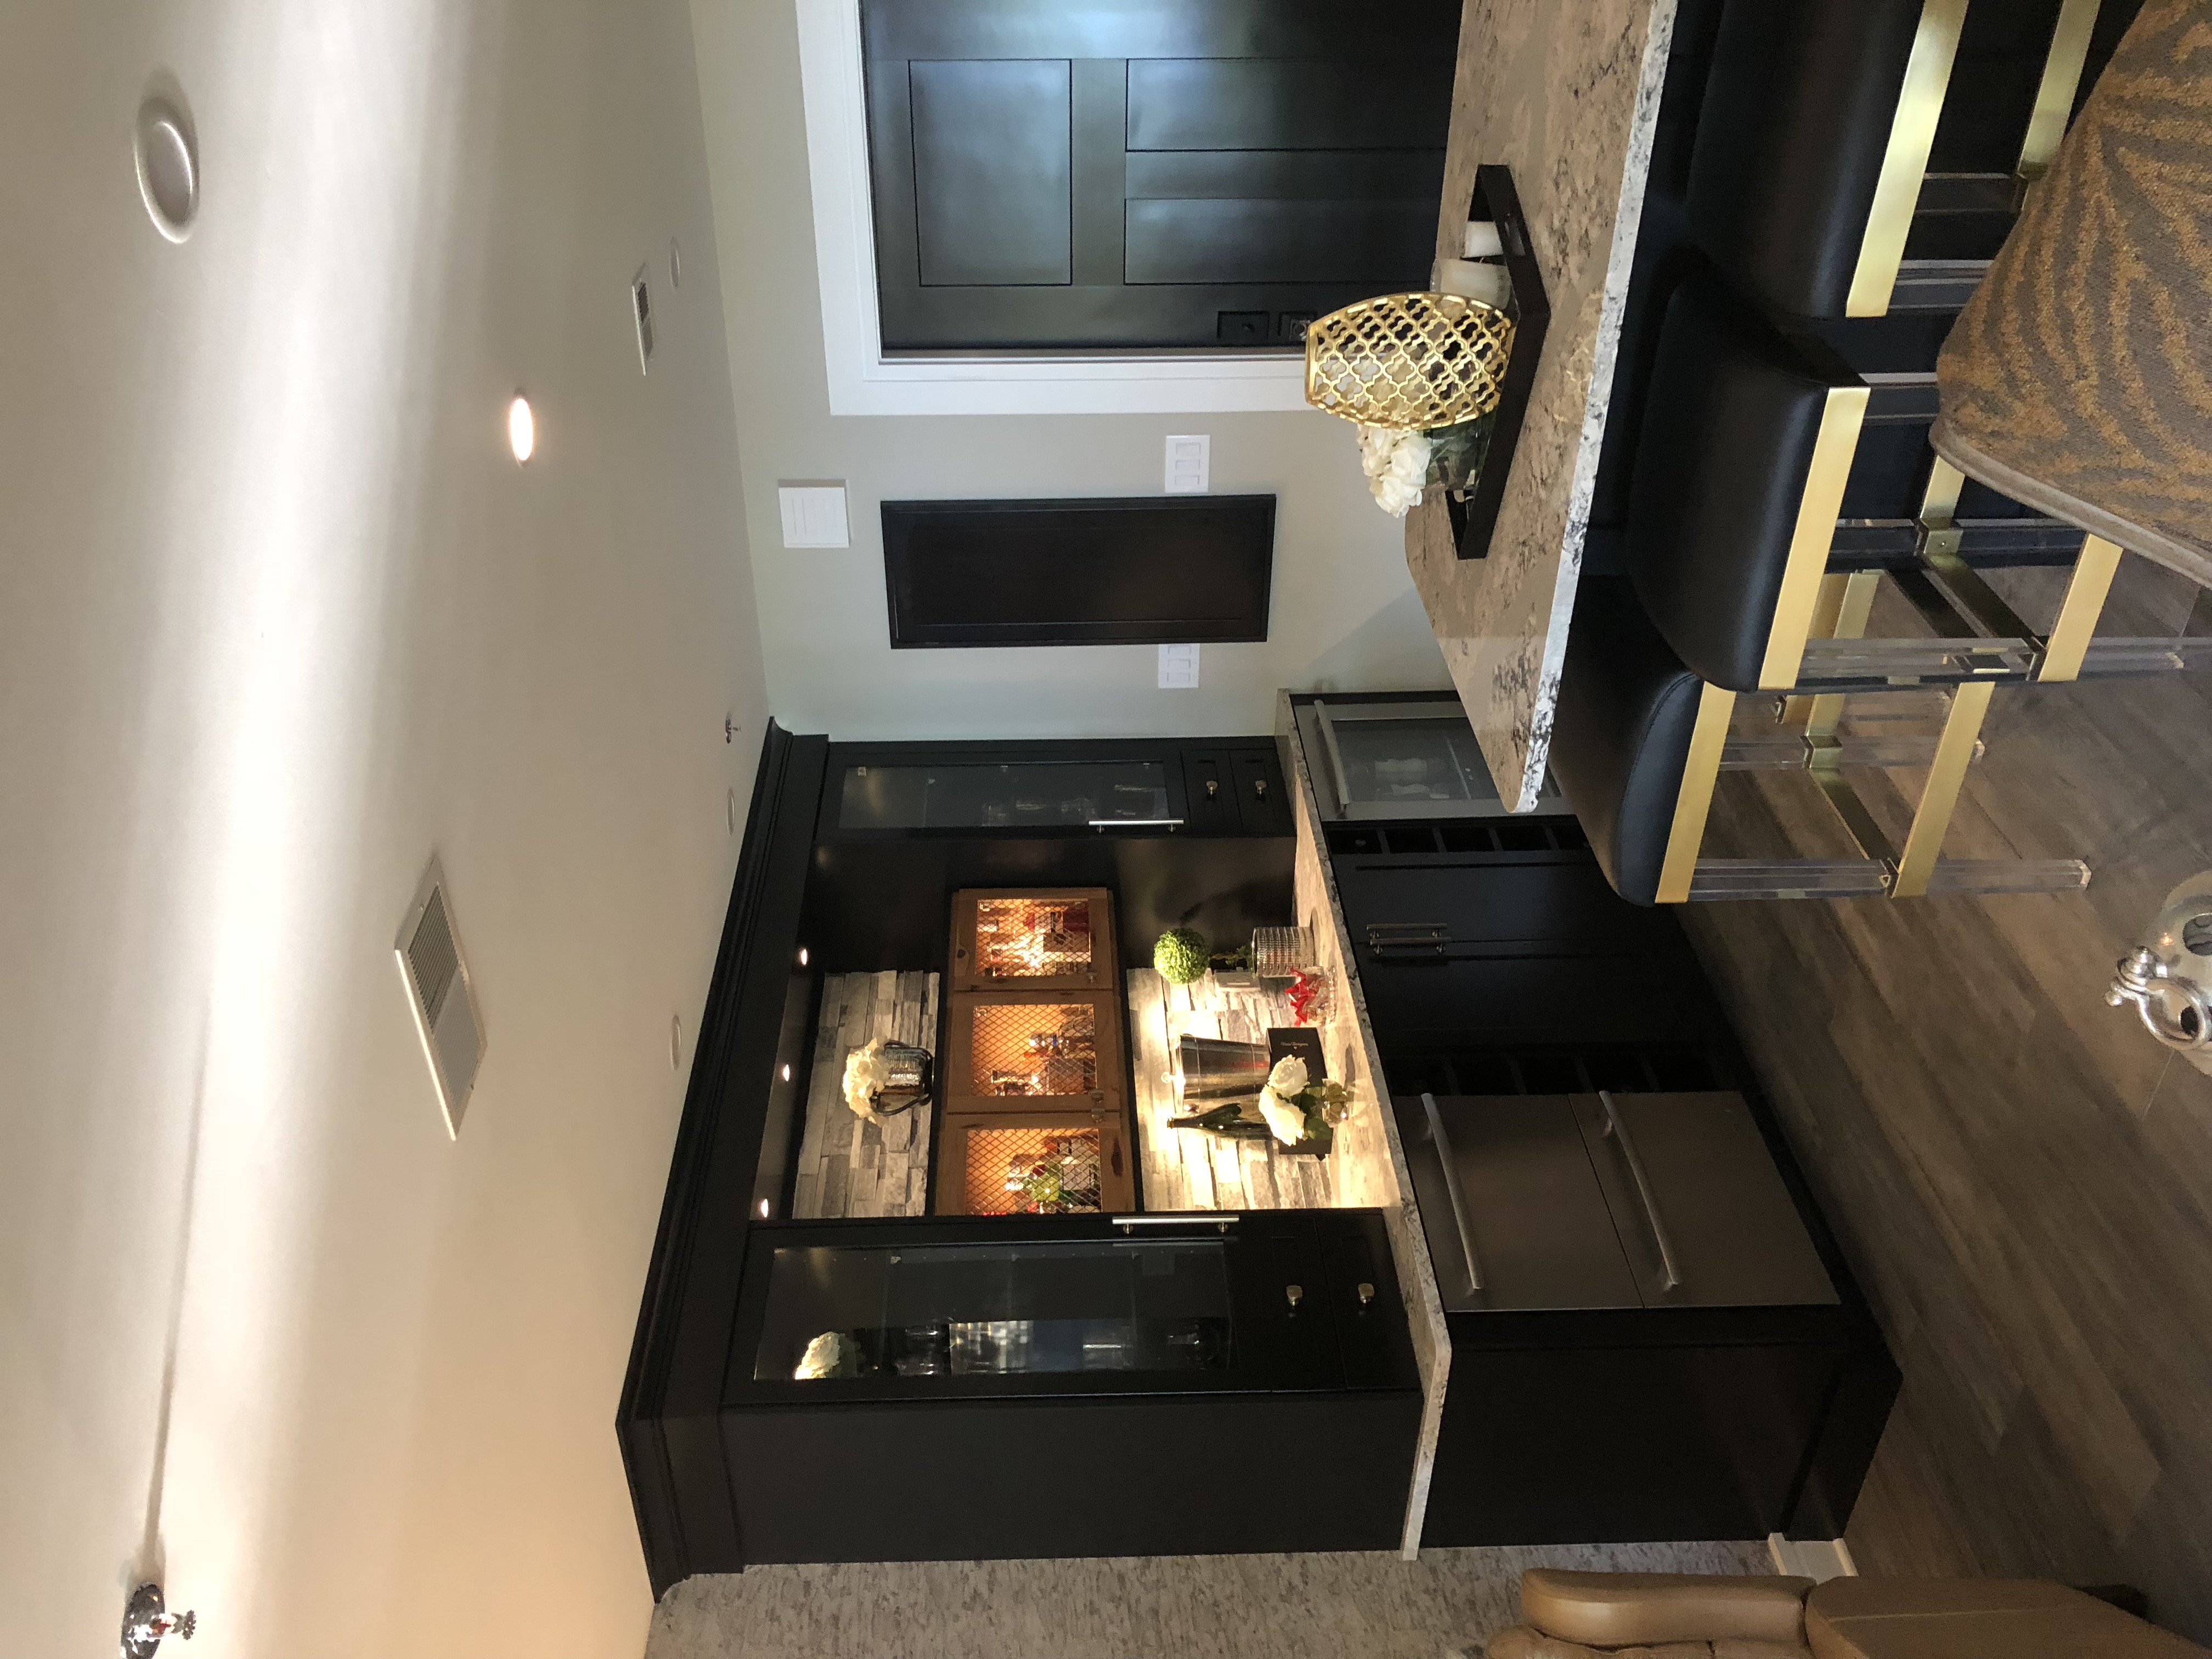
1683 558 2212 1641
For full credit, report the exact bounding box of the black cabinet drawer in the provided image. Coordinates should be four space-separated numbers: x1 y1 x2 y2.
1232 749 1290 836
1179 750 1244 836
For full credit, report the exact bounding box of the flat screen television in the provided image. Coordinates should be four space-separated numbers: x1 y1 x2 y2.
881 495 1276 648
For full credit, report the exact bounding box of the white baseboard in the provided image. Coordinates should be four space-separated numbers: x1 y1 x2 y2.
1768 1533 1858 1581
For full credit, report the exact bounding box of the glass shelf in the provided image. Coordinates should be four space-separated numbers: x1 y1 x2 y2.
756 1238 1233 1383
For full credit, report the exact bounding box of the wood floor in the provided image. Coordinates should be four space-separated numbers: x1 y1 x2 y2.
1683 558 2212 1641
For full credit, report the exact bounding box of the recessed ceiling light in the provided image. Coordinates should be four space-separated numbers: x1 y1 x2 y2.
798 947 809 967
781 1063 792 1082
758 1199 771 1218
506 394 534 464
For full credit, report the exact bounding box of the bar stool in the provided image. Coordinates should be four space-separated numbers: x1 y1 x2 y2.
1622 268 2139 705
1548 579 2090 905
1686 0 2107 319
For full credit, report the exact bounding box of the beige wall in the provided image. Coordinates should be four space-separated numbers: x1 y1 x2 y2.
687 0 1451 742
0 1 763 1655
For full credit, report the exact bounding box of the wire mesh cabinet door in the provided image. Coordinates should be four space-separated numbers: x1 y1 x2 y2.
951 888 1116 992
934 1107 1137 1216
944 989 1128 1119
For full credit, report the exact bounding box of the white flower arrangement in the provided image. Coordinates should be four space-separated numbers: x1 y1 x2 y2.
1358 425 1432 518
842 1037 894 1120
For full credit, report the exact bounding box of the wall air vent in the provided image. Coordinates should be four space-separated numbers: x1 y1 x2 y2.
396 857 485 1138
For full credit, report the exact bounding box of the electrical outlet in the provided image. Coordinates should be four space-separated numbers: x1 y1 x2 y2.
778 485 849 548
1164 435 1210 494
1158 643 1200 689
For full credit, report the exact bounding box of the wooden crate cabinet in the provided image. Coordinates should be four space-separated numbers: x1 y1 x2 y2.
951 887 1116 993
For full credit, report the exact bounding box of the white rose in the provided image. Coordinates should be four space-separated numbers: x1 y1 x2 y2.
1258 1088 1308 1146
1375 474 1423 517
1387 434 1431 483
1267 1056 1308 1096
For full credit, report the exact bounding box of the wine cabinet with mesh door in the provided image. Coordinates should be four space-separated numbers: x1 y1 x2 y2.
940 888 1135 1215
935 1108 1137 1216
951 888 1117 993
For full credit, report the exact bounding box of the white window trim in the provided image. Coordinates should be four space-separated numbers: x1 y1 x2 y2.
794 0 1310 417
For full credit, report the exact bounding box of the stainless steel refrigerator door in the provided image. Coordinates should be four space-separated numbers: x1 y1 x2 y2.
1396 1094 1642 1312
1573 1092 1839 1309
1300 701 1564 820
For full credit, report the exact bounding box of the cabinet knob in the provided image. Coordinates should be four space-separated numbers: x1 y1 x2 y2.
1254 778 1268 798
1206 779 1219 799
1285 1284 1303 1308
1357 1282 1375 1306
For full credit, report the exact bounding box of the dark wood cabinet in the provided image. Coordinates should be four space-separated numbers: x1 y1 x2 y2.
720 1210 1421 1564
860 0 1461 351
1396 1091 1893 1547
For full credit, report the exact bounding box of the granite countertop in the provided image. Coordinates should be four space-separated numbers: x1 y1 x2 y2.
1277 695 1452 1560
1406 0 1678 810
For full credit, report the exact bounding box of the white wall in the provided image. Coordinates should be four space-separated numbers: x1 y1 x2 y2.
0 2 763 1656
688 0 1451 742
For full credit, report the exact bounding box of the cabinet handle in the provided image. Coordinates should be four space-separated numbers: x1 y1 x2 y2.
1600 1091 1683 1292
1370 923 1449 959
1357 1282 1376 1306
1420 1092 1483 1292
1206 779 1220 799
1114 1213 1238 1232
1089 818 1183 831
1254 778 1267 799
1285 1284 1303 1308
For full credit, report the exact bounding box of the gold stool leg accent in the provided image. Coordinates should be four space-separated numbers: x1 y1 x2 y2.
1800 572 1883 738
1760 387 1872 690
2038 535 2123 683
2017 0 2103 190
1656 685 1737 905
1847 0 1970 317
1891 680 1995 898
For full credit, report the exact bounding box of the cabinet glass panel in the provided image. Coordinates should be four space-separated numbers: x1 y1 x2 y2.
758 1239 1233 1382
1330 714 1497 808
839 761 1171 830
975 895 1094 980
969 1001 1098 1098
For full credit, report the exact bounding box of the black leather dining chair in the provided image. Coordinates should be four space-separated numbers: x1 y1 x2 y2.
1685 0 2109 320
1548 579 2089 906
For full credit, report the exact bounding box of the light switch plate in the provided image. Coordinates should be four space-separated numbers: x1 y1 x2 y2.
778 484 850 548
1164 434 1210 494
1158 643 1200 689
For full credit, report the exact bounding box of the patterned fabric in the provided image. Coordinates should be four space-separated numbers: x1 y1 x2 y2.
1932 0 2212 587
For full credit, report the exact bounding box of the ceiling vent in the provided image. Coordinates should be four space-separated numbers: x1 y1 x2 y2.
396 857 485 1138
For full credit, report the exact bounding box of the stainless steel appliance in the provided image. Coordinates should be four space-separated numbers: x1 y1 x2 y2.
1394 1091 1838 1312
1295 697 1563 821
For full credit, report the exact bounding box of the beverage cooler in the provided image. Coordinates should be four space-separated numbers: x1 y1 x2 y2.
718 1210 1420 1564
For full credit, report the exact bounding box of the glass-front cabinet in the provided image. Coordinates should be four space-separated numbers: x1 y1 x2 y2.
729 1211 1414 1403
839 761 1175 831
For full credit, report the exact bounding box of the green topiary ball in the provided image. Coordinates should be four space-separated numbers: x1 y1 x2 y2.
1153 928 1210 985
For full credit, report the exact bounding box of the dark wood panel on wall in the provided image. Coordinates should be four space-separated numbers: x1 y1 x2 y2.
862 0 1459 350
882 496 1275 648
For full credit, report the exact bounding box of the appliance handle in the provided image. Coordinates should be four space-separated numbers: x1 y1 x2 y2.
1600 1091 1683 1291
1312 700 1355 812
1113 1213 1237 1231
1420 1093 1483 1292
1088 819 1184 830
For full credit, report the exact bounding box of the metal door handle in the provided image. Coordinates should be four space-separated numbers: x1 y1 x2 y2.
1114 1213 1237 1232
1369 923 1449 959
1420 1092 1483 1292
1088 818 1183 830
1285 1284 1303 1308
1600 1091 1682 1291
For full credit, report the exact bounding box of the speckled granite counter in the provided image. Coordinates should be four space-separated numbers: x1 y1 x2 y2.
1278 695 1453 1560
1406 0 1678 810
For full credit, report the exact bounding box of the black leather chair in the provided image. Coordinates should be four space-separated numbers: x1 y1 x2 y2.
1548 579 2089 906
1686 0 2109 320
1623 269 2115 699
